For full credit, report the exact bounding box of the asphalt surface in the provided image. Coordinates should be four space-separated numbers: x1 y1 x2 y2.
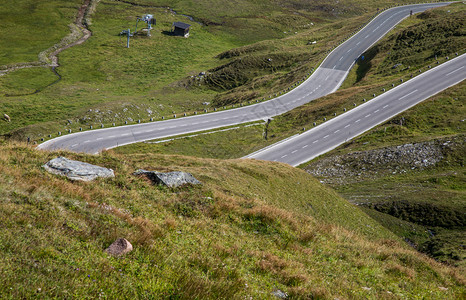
246 53 465 166
38 2 452 154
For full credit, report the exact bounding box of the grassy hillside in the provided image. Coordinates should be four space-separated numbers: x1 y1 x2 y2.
341 5 465 87
0 141 464 298
114 3 464 158
0 0 432 141
300 5 466 271
0 0 82 66
112 3 466 271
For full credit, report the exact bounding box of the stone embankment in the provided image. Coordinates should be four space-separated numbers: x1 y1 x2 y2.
306 136 464 184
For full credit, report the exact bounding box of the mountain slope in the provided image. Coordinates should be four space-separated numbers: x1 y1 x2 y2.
0 142 464 298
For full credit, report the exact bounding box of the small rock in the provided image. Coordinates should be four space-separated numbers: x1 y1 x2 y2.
105 238 133 256
134 169 201 188
272 289 288 299
438 286 448 291
3 114 10 122
43 157 115 181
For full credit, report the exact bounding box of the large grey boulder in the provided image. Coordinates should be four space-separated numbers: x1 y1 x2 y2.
134 169 201 188
44 157 114 181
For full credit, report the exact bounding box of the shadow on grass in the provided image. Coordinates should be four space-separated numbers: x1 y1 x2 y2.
355 46 379 83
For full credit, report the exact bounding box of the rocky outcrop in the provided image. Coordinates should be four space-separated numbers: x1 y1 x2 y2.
105 238 133 256
306 136 464 184
44 157 114 181
134 169 202 188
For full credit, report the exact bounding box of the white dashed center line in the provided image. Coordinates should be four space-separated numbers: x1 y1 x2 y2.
313 140 319 144
344 124 351 128
96 137 103 140
374 110 379 113
399 89 418 100
355 119 361 123
334 130 340 133
291 150 298 154
323 135 329 139
383 105 389 109
302 145 309 148
446 66 464 76
365 114 371 118
281 155 288 158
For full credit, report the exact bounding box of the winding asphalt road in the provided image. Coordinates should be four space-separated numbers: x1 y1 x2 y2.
38 2 455 155
246 53 465 166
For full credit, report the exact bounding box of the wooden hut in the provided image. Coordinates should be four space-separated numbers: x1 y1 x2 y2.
172 22 191 37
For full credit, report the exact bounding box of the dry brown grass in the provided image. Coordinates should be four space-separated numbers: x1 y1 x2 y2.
0 141 464 298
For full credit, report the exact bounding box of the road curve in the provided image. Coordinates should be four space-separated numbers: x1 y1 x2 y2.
246 53 466 166
38 2 452 154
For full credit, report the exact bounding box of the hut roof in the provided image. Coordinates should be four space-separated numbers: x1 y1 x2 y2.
173 22 191 30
